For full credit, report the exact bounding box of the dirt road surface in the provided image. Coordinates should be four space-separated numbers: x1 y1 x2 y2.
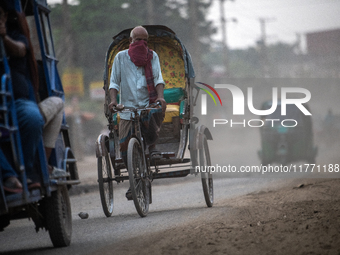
1 153 339 255
109 178 340 255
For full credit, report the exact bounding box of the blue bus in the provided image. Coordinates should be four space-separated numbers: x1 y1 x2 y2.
0 0 79 247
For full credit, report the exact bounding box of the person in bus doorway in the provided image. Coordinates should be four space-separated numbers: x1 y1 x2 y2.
0 1 66 192
1 1 42 191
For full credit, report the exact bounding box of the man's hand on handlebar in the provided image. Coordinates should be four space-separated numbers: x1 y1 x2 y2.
156 98 166 118
108 101 117 112
115 104 125 111
109 100 125 113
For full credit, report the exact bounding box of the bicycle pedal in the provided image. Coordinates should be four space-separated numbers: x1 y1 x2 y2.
150 151 162 160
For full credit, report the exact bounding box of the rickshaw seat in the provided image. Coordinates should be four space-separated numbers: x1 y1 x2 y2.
164 87 184 103
163 88 184 123
164 105 180 123
155 41 186 124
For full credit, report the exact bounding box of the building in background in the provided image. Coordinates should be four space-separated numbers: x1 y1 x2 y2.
306 28 340 78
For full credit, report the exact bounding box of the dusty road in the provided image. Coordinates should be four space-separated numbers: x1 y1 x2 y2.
0 155 296 255
1 125 339 254
112 178 340 255
1 154 339 255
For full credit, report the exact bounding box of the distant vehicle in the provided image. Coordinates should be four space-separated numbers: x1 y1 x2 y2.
320 109 340 145
258 100 317 165
1 0 79 247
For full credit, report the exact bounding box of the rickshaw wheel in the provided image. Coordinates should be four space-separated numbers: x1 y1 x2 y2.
200 134 214 207
127 137 149 217
98 155 114 217
44 186 72 247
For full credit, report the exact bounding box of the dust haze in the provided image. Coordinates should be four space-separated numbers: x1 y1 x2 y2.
194 78 340 178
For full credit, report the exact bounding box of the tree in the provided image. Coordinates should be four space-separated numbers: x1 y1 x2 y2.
49 0 216 93
50 0 143 87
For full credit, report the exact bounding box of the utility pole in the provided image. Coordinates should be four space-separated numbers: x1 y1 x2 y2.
146 0 154 24
62 0 84 158
188 0 202 80
220 0 228 77
258 17 275 77
295 33 302 55
62 0 75 68
220 0 235 78
295 33 304 77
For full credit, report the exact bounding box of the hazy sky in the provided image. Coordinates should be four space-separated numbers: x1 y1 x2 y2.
46 0 340 50
208 0 340 50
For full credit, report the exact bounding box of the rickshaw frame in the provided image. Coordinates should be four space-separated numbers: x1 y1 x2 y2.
96 25 214 217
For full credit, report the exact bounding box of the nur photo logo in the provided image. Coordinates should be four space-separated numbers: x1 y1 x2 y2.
197 83 312 128
196 82 223 115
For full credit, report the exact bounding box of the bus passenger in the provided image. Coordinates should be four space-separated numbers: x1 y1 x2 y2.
0 149 22 193
1 1 65 190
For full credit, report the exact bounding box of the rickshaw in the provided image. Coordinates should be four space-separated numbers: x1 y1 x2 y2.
0 0 79 247
258 100 317 165
96 25 213 217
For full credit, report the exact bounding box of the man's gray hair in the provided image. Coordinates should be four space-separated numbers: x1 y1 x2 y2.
130 26 148 38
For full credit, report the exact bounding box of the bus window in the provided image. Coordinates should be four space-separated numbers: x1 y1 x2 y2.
26 16 42 61
38 10 54 58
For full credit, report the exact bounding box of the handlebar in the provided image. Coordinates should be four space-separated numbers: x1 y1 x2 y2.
112 101 162 113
